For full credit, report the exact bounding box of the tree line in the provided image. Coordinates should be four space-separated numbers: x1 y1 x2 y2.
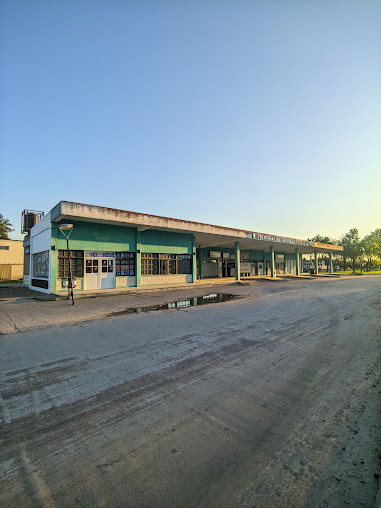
308 228 381 272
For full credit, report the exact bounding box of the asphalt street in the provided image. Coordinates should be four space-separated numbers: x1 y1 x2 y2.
0 276 380 507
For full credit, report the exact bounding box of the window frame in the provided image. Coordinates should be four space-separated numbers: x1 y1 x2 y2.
141 253 192 275
115 252 136 276
58 250 84 278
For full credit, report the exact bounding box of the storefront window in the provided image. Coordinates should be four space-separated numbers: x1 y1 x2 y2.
115 252 135 276
142 253 192 275
58 250 84 278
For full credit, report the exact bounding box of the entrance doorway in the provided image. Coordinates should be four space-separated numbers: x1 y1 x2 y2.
251 260 259 275
85 255 115 290
202 259 218 278
221 259 233 277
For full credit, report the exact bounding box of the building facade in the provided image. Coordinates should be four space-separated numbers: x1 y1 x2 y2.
0 239 24 280
24 201 343 294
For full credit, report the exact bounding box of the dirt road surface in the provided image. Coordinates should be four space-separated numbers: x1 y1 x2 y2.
0 276 380 507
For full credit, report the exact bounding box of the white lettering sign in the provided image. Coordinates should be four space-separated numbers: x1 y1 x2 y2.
246 232 313 247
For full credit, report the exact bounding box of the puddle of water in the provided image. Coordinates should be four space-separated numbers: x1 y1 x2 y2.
109 293 237 316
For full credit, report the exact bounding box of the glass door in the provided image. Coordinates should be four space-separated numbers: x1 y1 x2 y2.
100 257 115 289
85 256 115 290
85 258 99 290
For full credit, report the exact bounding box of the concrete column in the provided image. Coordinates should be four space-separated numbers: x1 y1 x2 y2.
270 245 275 278
136 230 141 287
314 250 318 274
192 236 197 283
50 245 58 294
235 241 240 280
329 252 333 273
198 248 203 279
295 248 300 276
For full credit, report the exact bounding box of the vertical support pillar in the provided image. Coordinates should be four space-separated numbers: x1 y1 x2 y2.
198 247 203 279
235 241 240 280
329 252 333 273
295 248 300 276
300 253 303 274
270 245 275 278
136 230 141 287
50 247 58 294
314 250 318 274
50 225 58 294
192 236 197 283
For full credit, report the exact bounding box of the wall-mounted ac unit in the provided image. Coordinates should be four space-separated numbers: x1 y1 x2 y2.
21 210 44 234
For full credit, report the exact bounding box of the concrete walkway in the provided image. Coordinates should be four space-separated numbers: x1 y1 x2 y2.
0 274 326 336
0 275 291 303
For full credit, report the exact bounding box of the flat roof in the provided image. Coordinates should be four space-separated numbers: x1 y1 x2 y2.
50 200 343 254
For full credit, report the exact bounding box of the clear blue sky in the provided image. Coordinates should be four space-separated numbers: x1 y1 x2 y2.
1 0 380 242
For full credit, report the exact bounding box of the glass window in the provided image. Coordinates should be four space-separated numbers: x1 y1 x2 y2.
177 255 192 274
58 250 84 278
115 252 136 276
141 253 192 275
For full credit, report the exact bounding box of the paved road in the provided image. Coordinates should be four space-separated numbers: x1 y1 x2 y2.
0 277 380 507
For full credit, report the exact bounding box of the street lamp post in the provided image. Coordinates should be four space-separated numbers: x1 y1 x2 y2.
58 224 75 305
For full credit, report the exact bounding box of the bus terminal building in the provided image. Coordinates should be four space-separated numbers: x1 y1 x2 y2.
24 201 343 294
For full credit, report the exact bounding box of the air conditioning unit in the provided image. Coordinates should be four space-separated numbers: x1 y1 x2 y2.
21 210 44 234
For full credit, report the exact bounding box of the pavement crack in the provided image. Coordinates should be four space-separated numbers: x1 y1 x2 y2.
6 313 19 332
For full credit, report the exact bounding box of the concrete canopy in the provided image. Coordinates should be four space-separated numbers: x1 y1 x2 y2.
50 201 343 255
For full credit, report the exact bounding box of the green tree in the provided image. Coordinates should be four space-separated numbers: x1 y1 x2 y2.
371 228 381 258
307 234 333 244
341 228 361 273
0 214 14 239
361 233 378 271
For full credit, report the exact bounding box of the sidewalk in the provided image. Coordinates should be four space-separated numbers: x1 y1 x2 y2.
0 280 253 335
0 275 323 336
0 275 286 303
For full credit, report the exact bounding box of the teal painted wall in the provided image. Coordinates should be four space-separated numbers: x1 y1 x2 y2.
52 222 192 259
50 247 57 291
52 221 137 252
249 251 265 261
140 230 193 254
